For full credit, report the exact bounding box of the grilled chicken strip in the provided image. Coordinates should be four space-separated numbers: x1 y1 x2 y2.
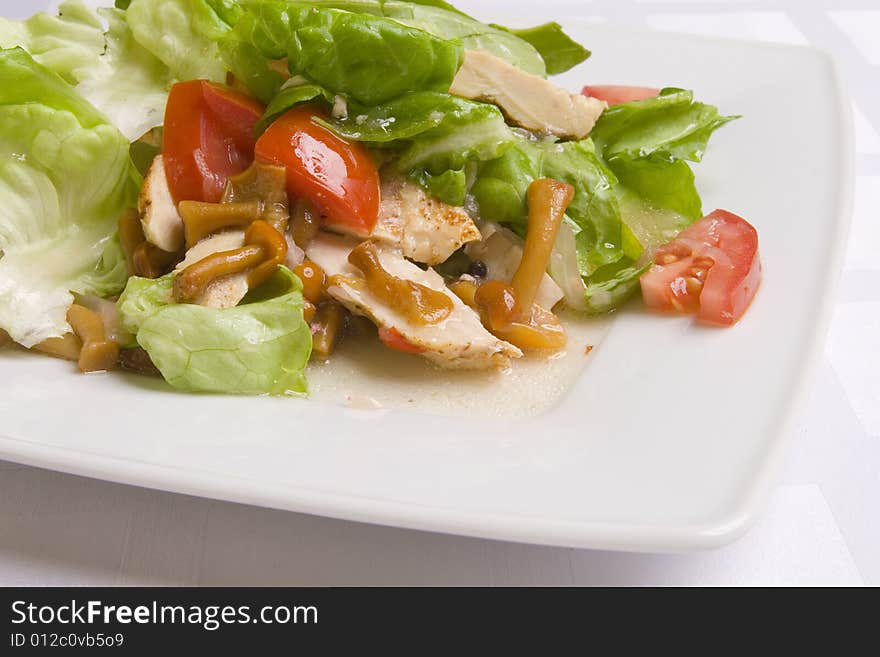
450 50 606 139
138 155 184 253
372 176 482 265
307 233 522 370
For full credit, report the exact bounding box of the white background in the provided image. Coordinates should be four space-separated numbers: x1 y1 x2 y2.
0 0 877 586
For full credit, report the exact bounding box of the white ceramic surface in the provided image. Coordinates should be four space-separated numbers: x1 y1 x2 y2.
0 18 853 551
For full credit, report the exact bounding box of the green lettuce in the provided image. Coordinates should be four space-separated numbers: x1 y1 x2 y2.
491 22 590 75
118 268 312 395
591 88 738 163
307 0 548 75
323 91 514 176
0 47 138 347
125 0 235 83
256 82 333 134
0 1 173 140
222 2 463 104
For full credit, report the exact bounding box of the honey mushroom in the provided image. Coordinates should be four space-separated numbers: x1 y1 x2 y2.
311 302 347 359
172 220 288 303
348 241 454 326
245 219 289 288
173 245 264 303
292 260 326 305
31 334 83 361
66 304 119 372
179 200 263 248
289 197 320 248
222 162 290 233
474 178 574 352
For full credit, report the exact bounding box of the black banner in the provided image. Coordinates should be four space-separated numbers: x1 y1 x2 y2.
0 587 860 650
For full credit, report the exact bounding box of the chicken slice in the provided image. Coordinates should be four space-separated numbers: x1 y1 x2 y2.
173 231 249 309
450 50 606 139
307 233 522 370
371 176 482 265
465 222 564 311
138 155 184 253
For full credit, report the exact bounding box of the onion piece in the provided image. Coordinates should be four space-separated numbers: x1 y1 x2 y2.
548 220 588 311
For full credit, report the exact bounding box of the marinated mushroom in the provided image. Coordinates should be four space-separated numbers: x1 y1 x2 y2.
66 304 119 372
293 260 326 305
32 333 82 361
245 220 288 288
222 161 290 232
474 178 574 352
179 200 263 248
311 302 347 359
173 245 264 303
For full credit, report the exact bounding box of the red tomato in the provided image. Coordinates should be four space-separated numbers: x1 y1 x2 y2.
640 210 761 326
163 80 266 204
254 105 380 237
378 327 426 354
582 85 660 106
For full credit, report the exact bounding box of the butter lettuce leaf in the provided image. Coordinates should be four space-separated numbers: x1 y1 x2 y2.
222 2 463 104
0 47 138 347
125 0 235 83
492 22 590 75
307 0 547 75
0 1 173 140
591 88 738 163
119 268 312 396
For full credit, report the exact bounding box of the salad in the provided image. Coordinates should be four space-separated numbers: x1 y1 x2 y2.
0 0 761 396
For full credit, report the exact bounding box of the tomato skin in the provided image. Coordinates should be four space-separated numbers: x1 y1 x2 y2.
378 327 426 354
163 81 265 204
640 210 761 326
582 85 660 105
254 106 380 237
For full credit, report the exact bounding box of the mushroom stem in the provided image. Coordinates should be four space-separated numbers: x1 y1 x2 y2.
511 178 575 312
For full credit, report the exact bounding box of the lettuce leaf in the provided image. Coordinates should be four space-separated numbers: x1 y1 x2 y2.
222 2 463 104
0 47 138 347
125 0 235 83
491 22 590 75
323 91 514 176
0 1 173 141
591 88 738 163
119 268 312 396
306 0 548 75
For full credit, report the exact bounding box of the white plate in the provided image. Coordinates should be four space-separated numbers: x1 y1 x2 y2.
0 12 852 551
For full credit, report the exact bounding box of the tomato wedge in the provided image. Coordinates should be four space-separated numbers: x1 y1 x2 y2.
640 210 761 326
254 105 380 237
583 85 660 106
378 327 426 354
163 80 266 204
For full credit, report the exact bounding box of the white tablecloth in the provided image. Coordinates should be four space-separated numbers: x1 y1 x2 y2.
0 0 876 586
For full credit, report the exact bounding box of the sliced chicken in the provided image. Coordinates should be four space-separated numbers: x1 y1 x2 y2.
450 50 607 139
307 233 522 370
174 231 249 309
465 222 564 310
372 176 482 265
138 155 184 253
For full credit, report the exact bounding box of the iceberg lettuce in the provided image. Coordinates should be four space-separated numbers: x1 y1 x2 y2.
0 1 173 141
0 47 138 347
